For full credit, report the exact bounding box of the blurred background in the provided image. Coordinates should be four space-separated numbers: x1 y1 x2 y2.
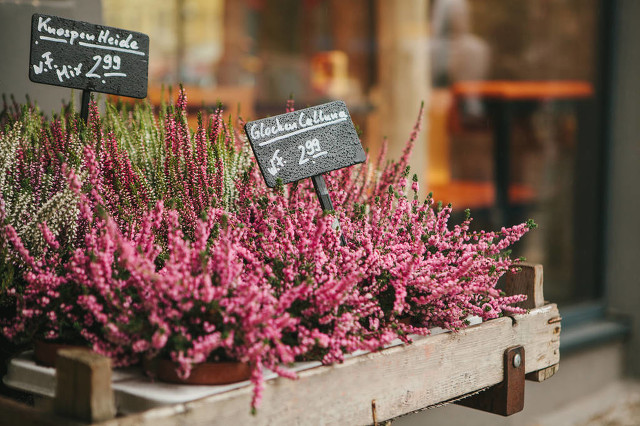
1 1 639 424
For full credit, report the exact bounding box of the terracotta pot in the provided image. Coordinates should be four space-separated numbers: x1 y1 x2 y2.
398 317 412 326
143 358 251 385
34 340 89 367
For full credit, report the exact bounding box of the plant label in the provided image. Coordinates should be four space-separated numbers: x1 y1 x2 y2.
29 14 149 99
245 101 366 187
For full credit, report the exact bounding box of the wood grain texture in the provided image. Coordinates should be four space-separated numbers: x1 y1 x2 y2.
54 349 116 423
0 395 85 426
526 364 559 382
505 263 545 309
456 346 525 416
99 304 560 426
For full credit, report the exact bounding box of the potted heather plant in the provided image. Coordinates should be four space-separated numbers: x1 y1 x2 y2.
0 101 92 366
0 89 534 412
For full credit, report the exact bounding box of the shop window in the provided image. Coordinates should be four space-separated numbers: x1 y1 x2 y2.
102 0 606 307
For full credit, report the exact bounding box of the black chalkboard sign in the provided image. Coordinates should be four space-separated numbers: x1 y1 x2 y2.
244 101 366 188
29 14 149 99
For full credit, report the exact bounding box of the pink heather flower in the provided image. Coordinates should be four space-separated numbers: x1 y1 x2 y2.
0 91 535 414
151 330 168 349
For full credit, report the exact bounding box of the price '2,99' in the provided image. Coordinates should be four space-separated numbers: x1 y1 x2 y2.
86 54 125 79
298 138 328 165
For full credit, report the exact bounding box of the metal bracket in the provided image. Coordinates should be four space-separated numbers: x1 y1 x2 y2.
455 345 525 416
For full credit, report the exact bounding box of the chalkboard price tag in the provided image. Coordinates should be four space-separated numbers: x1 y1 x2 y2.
29 14 149 99
244 101 366 187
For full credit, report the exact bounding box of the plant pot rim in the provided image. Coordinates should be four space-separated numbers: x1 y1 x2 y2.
143 357 251 385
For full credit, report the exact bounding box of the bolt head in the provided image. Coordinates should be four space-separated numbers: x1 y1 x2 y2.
513 353 522 368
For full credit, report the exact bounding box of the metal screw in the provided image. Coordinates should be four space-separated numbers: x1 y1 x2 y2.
513 353 522 368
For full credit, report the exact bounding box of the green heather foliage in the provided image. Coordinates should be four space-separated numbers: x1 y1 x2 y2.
103 99 251 212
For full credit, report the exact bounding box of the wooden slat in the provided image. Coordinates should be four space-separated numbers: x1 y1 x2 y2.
504 263 559 383
505 263 545 309
0 395 84 426
456 346 526 416
526 364 559 382
54 349 116 423
93 303 560 426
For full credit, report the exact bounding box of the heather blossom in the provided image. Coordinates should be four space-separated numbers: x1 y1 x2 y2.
0 91 535 412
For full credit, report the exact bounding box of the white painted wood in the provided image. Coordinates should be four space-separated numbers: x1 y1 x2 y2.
100 303 560 426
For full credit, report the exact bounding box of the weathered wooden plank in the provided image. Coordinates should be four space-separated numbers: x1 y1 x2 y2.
504 263 560 382
97 303 559 426
456 345 525 416
526 364 559 382
505 263 545 309
54 349 116 423
0 395 84 426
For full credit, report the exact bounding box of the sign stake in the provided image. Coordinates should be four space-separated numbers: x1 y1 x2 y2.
311 174 346 246
80 89 91 124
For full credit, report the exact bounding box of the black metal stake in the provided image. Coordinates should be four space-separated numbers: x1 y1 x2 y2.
80 89 91 124
311 174 347 246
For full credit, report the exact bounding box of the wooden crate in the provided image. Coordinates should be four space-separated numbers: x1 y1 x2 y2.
0 264 560 425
